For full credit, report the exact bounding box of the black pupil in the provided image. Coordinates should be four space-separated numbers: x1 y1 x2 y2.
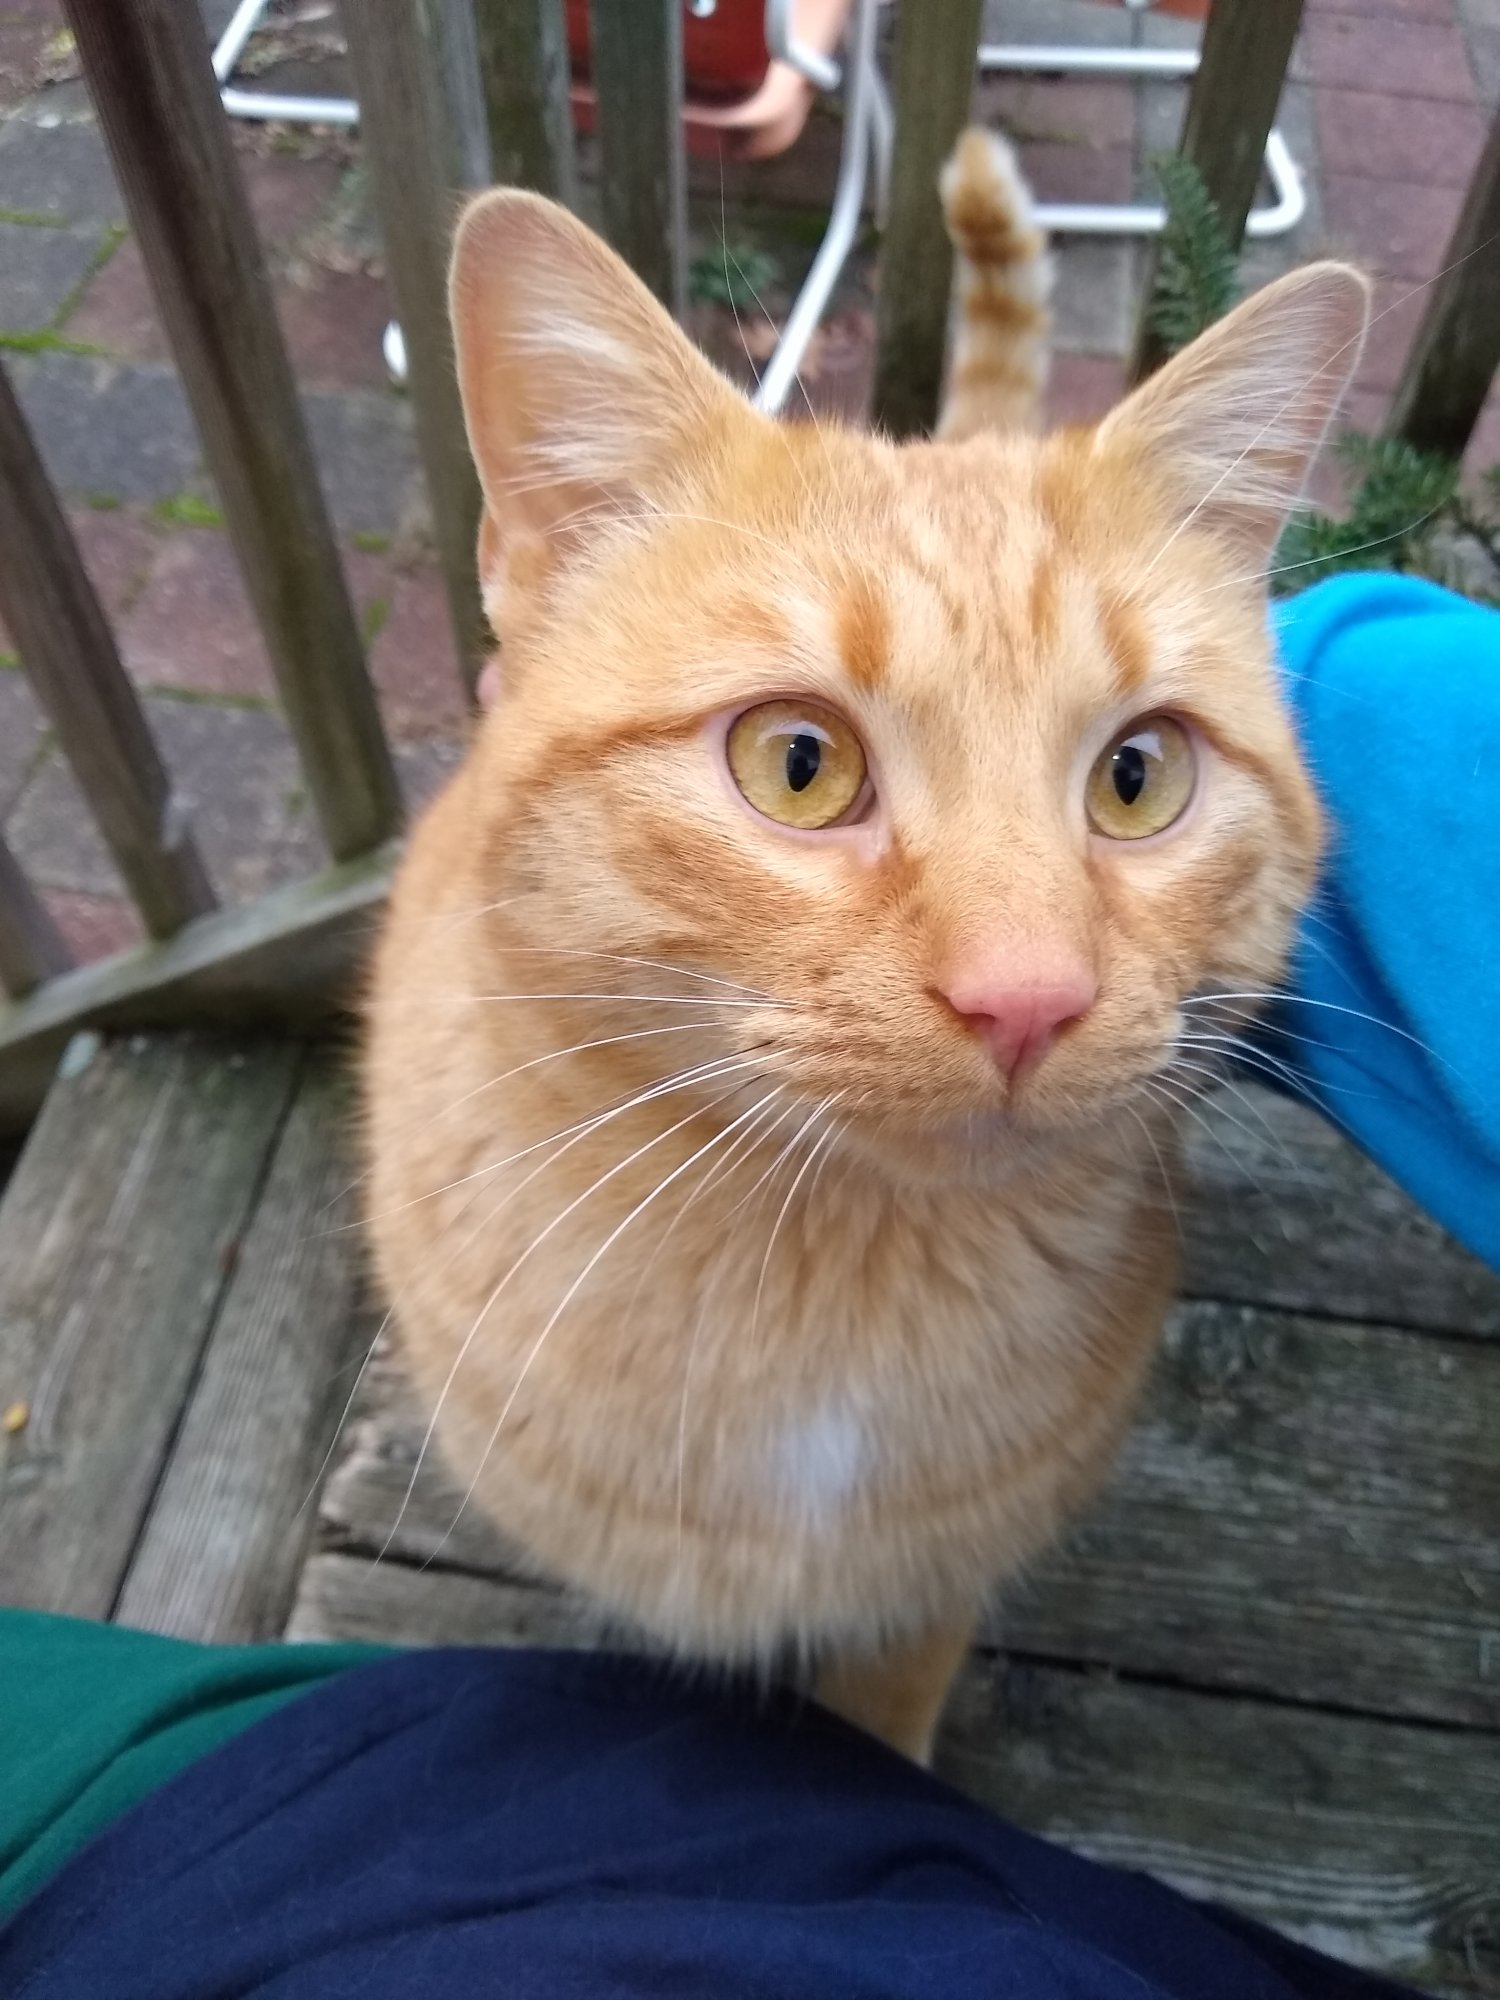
785 733 822 793
1112 744 1148 807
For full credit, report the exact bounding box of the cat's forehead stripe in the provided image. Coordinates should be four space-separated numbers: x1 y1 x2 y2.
1098 590 1151 695
834 572 891 690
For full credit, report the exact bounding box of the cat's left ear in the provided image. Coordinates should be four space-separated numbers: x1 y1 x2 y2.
450 191 750 625
1094 261 1371 562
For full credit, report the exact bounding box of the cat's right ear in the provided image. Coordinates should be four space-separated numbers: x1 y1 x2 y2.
450 191 747 627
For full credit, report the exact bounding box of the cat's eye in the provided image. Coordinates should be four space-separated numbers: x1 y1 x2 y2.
726 700 868 830
1085 716 1196 841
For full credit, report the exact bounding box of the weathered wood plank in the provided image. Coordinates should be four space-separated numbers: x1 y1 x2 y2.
588 0 687 314
475 0 578 202
938 1659 1499 1999
63 0 401 863
0 360 215 939
316 1344 526 1576
1179 1086 1500 1337
287 1550 604 1650
342 0 489 692
0 836 69 1000
992 1301 1500 1727
870 0 986 438
0 1035 298 1617
115 1060 371 1643
0 842 397 1138
1388 104 1500 459
321 1291 1500 1729
1131 0 1304 380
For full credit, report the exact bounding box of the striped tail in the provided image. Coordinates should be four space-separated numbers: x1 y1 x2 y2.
937 127 1052 441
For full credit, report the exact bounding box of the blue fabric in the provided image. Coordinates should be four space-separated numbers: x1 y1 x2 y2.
1261 575 1500 1269
0 1645 1418 2000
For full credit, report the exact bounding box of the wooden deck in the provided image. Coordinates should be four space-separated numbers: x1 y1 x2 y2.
1 1030 1497 1995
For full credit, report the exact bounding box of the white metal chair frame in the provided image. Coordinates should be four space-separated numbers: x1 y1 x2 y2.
211 0 1302 417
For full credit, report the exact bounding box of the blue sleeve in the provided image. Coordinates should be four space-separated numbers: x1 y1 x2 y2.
1256 574 1500 1271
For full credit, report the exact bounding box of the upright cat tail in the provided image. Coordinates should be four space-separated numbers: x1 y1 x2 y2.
937 127 1052 441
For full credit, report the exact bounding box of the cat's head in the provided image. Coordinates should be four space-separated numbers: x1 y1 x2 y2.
448 193 1367 1177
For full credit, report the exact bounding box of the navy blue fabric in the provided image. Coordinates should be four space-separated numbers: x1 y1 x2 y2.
0 1646 1419 1999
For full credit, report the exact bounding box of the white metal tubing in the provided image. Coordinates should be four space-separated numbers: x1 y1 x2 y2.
214 0 358 123
978 42 1304 238
220 87 358 123
1028 124 1302 236
764 0 843 93
978 43 1198 76
211 0 269 81
754 0 879 412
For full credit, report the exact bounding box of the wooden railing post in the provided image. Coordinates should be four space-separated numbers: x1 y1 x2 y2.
1388 104 1500 460
342 0 491 695
588 0 687 315
475 0 578 202
1131 0 1303 381
0 362 216 940
870 0 985 439
0 838 70 1001
62 0 401 866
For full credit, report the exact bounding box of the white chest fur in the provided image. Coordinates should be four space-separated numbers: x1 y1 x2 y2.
764 1400 869 1522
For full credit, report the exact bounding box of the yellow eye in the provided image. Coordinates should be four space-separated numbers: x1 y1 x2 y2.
726 700 868 830
1085 715 1196 840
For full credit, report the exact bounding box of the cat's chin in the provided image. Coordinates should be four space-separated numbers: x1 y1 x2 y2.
838 1105 1086 1190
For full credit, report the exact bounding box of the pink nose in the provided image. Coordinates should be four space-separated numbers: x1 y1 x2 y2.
943 967 1097 1078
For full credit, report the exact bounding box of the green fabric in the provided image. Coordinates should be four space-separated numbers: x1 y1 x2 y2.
0 1610 389 1921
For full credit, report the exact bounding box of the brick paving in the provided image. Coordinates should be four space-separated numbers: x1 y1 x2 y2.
0 0 1496 966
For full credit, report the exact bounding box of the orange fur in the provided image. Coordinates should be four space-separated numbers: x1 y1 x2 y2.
938 126 1052 441
363 157 1368 1761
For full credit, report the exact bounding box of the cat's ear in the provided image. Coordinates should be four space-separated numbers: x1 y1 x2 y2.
450 190 746 622
1094 262 1370 562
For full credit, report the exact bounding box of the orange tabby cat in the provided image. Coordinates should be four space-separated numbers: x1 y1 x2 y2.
363 130 1368 1762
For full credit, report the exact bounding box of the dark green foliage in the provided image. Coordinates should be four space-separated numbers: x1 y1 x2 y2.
1147 154 1240 357
688 241 780 312
1144 154 1498 601
1275 435 1499 602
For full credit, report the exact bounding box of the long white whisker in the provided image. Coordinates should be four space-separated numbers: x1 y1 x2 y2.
433 1090 780 1561
750 1097 843 1345
376 1062 764 1559
1183 991 1451 1068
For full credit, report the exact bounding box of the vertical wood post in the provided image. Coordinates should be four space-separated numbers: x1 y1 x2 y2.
343 0 490 693
1131 0 1303 381
0 362 216 939
588 0 687 315
0 839 70 1000
870 0 985 439
63 0 401 864
475 0 578 202
1388 105 1500 460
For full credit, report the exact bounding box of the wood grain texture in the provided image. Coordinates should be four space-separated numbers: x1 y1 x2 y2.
475 0 578 202
62 0 400 862
1131 0 1304 379
0 360 215 939
287 1550 605 1650
1177 1086 1500 1336
0 835 70 1000
342 0 489 691
0 1035 298 1617
0 842 397 1137
992 1300 1500 1727
870 0 986 437
115 1061 371 1642
937 1658 1500 1999
1389 104 1500 459
588 0 687 314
